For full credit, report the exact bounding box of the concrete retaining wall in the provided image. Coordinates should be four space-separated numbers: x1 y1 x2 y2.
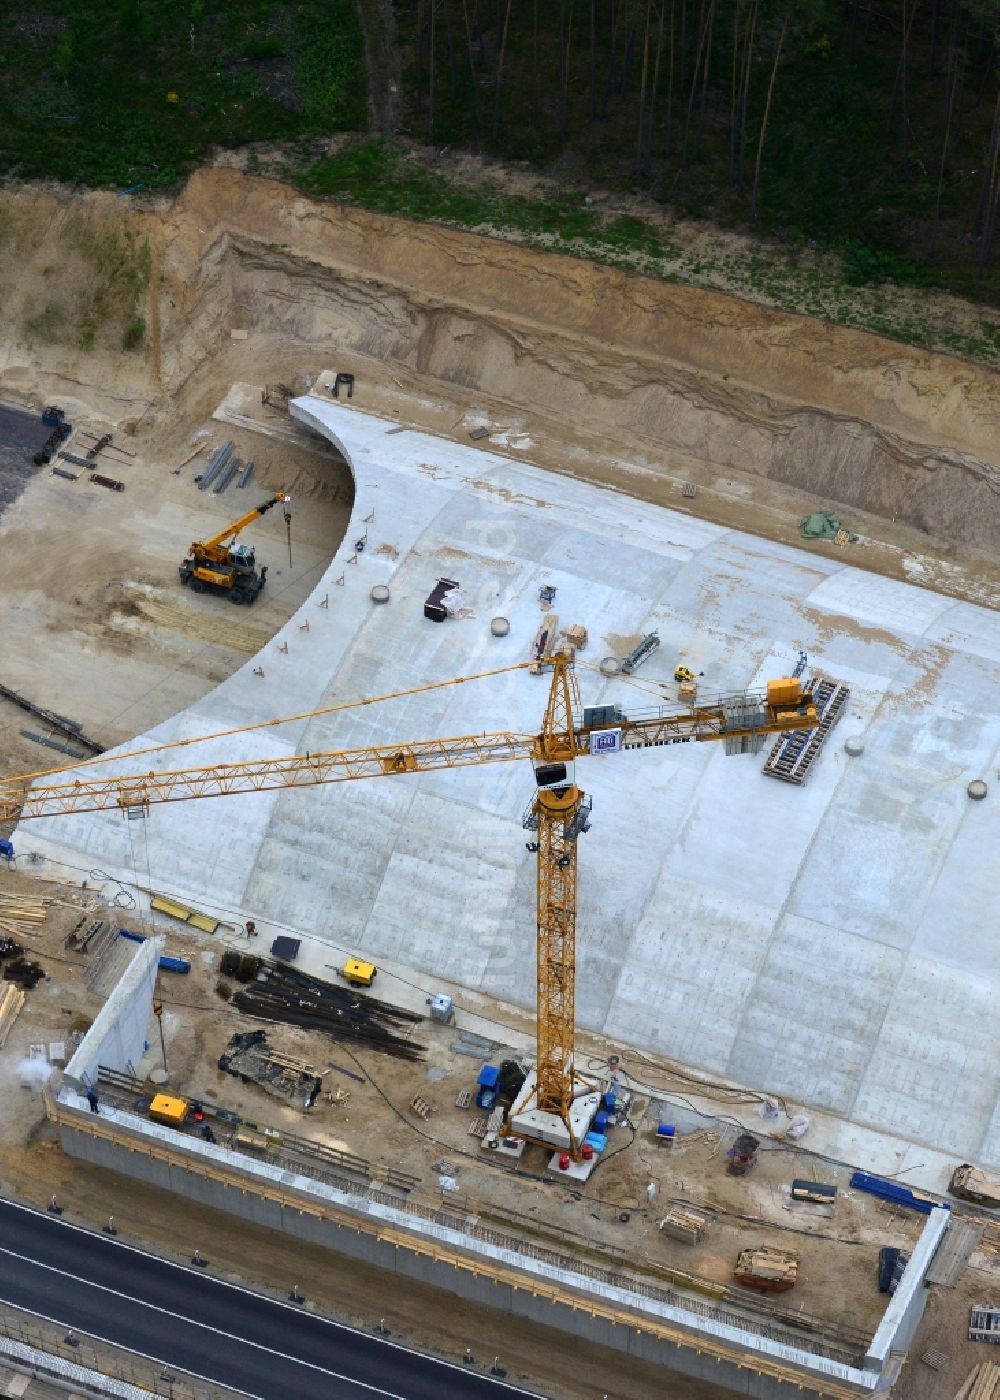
64 937 161 1088
864 1208 950 1370
57 1103 885 1400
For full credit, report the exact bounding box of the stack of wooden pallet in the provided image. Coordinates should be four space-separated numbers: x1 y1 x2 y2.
0 889 51 938
658 1204 711 1245
0 983 25 1048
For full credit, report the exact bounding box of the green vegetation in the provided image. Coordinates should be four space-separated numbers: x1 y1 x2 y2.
394 0 1000 307
62 209 151 350
23 301 66 345
0 1 366 189
298 139 1000 366
300 140 669 256
4 0 1000 361
122 314 146 350
8 199 153 353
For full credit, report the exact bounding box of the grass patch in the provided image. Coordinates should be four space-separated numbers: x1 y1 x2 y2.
298 142 678 260
13 207 153 353
122 314 146 350
0 1 366 189
23 301 66 344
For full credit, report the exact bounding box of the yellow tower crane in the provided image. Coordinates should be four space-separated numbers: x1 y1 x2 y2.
0 655 817 1156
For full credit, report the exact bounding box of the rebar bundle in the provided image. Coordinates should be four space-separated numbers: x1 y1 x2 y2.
231 964 425 1062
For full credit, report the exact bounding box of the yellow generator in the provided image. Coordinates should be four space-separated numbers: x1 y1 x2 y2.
148 1094 188 1128
339 957 377 988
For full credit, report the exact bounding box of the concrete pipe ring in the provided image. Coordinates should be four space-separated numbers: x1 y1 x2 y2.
490 616 510 638
600 657 620 677
370 585 390 605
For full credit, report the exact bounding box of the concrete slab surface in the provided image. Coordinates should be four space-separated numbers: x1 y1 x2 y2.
17 397 1000 1168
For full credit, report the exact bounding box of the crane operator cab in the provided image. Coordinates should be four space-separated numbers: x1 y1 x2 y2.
230 543 256 570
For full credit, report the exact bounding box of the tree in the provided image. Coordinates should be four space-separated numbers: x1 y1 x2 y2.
750 6 787 222
492 0 513 140
635 0 654 179
975 85 1000 271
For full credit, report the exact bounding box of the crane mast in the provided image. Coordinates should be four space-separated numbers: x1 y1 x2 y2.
529 655 587 1129
1 653 817 1158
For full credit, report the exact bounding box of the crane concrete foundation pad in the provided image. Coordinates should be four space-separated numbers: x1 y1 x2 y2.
507 1071 601 1153
16 395 1000 1172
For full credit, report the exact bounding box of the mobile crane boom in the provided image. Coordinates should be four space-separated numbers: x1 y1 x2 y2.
1 656 817 1155
197 492 289 557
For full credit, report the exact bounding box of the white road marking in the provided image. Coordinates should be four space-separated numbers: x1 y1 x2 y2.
0 1242 406 1399
0 1198 538 1395
0 1295 259 1399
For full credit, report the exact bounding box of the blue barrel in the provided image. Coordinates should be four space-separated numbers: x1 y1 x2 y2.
603 1090 617 1111
656 1123 676 1139
593 1111 609 1131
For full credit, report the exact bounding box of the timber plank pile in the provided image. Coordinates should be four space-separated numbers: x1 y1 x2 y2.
0 888 52 939
0 983 25 1048
734 1245 799 1293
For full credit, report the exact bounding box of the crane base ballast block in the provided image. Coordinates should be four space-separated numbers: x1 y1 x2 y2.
508 1069 601 1151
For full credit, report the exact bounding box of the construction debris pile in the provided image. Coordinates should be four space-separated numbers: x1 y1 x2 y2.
218 1029 322 1108
231 962 425 1062
0 938 44 989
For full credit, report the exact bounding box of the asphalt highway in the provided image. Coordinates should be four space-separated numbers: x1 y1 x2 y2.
0 1199 540 1399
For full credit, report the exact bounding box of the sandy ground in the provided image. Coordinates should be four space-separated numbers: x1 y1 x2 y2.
0 379 352 792
0 168 997 1393
0 877 924 1381
895 1242 1000 1400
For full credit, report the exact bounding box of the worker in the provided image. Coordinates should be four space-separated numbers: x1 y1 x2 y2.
85 1088 99 1114
245 920 257 939
200 1123 216 1144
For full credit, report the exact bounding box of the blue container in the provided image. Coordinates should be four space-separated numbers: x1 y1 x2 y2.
476 1064 501 1110
593 1111 609 1132
477 1064 500 1089
584 1131 607 1154
603 1090 617 1111
656 1123 676 1139
158 956 191 974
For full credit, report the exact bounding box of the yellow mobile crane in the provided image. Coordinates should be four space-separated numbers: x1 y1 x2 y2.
179 491 290 604
0 656 817 1155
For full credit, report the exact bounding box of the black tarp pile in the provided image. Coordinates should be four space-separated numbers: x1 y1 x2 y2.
231 963 425 1062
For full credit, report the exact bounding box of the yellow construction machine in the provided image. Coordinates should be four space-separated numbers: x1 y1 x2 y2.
179 491 289 604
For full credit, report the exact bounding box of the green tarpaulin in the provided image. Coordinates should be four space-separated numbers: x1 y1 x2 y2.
800 510 859 543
